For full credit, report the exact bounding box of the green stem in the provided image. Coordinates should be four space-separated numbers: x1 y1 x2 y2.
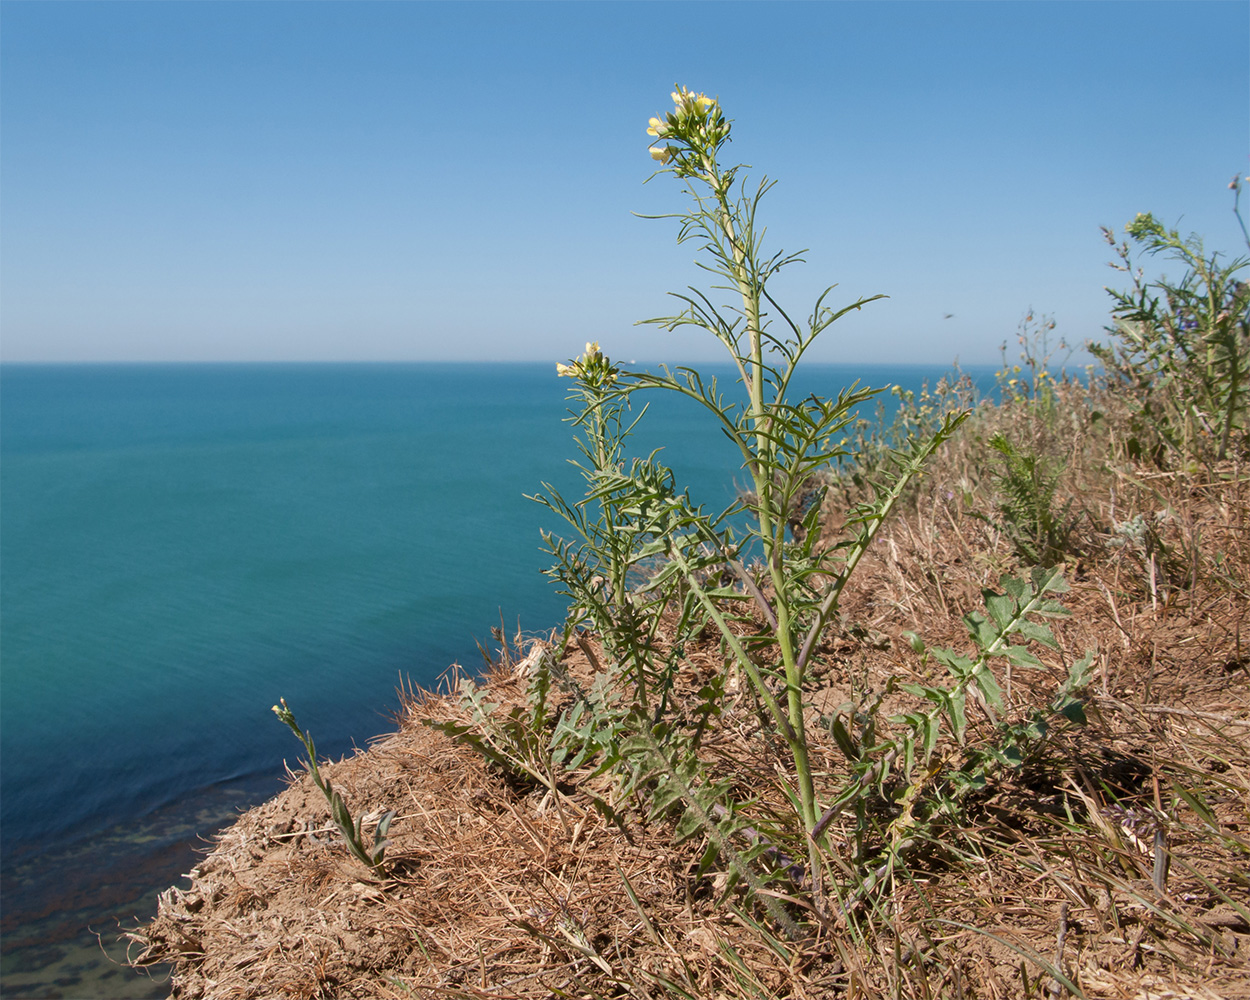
700 148 825 902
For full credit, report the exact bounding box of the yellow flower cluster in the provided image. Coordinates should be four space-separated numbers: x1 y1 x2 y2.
646 86 720 164
556 341 604 378
647 88 715 136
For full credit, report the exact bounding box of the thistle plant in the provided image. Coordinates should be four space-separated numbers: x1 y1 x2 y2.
534 87 968 923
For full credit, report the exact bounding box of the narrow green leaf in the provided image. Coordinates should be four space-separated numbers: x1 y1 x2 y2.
1170 781 1221 832
922 713 939 762
902 734 915 781
948 687 967 744
831 716 860 762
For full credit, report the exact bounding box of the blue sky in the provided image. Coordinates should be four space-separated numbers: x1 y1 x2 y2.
2 1 1246 365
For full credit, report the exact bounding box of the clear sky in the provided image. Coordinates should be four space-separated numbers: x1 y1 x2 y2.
1 1 1246 365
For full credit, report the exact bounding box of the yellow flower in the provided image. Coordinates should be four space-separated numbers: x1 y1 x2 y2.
671 86 715 111
646 116 667 137
649 145 673 163
558 343 607 379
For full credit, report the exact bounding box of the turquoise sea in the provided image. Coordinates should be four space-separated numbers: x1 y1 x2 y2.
0 362 988 997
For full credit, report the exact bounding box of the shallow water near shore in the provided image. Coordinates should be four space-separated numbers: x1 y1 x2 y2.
0 360 990 997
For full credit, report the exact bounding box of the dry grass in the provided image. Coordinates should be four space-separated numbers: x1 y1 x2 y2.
129 383 1250 999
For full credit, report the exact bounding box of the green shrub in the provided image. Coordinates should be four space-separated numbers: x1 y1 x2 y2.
1093 203 1250 465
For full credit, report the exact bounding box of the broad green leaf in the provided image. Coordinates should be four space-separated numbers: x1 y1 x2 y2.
650 780 686 817
674 807 706 843
1013 619 1058 648
932 646 972 677
985 592 1015 630
1032 565 1069 595
971 615 999 650
901 630 926 654
1003 644 1044 669
1059 700 1087 725
973 664 1003 709
921 713 939 762
1002 575 1028 603
695 840 721 877
1066 650 1096 691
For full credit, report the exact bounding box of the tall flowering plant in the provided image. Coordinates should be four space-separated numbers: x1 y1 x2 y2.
538 88 967 925
536 340 714 714
1095 204 1250 464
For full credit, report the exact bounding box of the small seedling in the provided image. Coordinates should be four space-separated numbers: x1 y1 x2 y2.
273 698 395 875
